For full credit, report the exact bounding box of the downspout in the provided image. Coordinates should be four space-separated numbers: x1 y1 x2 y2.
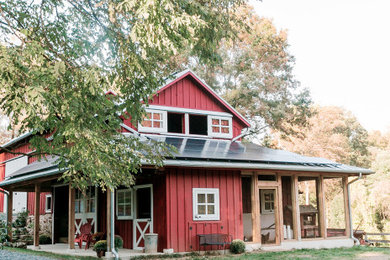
111 190 119 259
347 172 362 245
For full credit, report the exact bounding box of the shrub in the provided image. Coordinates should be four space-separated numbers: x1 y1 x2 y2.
13 211 28 228
230 239 246 254
93 240 107 252
39 234 51 244
114 235 123 250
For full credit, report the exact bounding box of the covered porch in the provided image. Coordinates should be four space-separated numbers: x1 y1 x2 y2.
241 170 356 249
0 158 165 255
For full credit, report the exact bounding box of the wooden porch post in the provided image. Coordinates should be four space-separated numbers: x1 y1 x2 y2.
291 175 301 240
251 173 261 243
277 174 284 244
34 184 41 248
343 176 351 237
317 176 326 238
68 185 75 249
7 190 13 240
106 189 112 253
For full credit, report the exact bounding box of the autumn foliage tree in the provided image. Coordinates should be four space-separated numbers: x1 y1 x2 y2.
169 4 312 140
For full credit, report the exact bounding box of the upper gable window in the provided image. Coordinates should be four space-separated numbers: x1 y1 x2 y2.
208 116 232 138
189 115 208 135
138 109 167 133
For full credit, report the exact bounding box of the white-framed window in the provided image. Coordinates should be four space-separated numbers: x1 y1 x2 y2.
193 188 220 221
208 116 232 138
116 189 133 220
75 189 84 214
138 109 167 133
45 194 52 213
261 190 275 214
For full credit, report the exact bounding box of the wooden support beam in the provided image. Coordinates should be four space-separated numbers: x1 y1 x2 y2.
317 176 326 238
277 175 284 244
274 186 281 245
68 185 75 249
7 190 12 240
343 176 351 238
291 175 301 240
34 184 40 247
106 189 112 252
251 174 261 243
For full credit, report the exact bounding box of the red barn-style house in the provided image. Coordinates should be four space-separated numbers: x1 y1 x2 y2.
0 70 373 254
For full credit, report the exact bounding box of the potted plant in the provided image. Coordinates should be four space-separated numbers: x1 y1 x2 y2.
114 235 123 251
93 240 107 258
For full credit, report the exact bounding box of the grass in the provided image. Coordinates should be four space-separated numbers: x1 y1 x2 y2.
3 246 97 259
3 246 390 260
220 246 390 260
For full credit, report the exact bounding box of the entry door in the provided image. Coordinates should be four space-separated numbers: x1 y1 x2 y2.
259 187 281 245
133 184 153 250
75 187 97 235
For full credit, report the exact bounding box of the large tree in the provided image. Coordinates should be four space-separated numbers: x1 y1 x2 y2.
0 0 247 190
274 106 371 168
169 4 312 140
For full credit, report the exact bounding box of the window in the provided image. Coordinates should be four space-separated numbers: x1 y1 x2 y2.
75 190 84 214
167 113 184 133
116 189 133 220
261 190 275 214
138 109 167 133
208 116 232 138
189 115 208 135
193 188 220 221
45 194 52 213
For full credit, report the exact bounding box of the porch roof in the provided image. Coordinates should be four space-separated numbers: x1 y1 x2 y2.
0 136 373 188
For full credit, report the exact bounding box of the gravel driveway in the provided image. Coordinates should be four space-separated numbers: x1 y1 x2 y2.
0 249 55 260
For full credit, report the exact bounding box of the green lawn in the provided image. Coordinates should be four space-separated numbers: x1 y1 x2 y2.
220 246 390 260
3 246 390 260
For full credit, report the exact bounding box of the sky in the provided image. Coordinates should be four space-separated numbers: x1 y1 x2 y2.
250 0 390 132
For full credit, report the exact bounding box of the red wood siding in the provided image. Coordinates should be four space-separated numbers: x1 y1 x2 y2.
28 192 51 215
0 153 5 211
98 173 166 251
165 168 243 252
121 76 247 138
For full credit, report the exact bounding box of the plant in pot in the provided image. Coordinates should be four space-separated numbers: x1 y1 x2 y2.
114 235 123 251
93 240 107 258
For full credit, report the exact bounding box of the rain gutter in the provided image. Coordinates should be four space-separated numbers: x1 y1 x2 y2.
158 160 373 175
0 168 65 187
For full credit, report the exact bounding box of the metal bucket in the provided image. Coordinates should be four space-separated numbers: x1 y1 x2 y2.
144 233 158 253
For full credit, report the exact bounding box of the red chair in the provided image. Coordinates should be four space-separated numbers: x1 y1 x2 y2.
74 223 93 250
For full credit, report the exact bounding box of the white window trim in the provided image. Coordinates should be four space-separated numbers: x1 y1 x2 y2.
138 109 168 133
207 116 233 138
260 190 275 214
45 194 52 213
116 189 134 220
193 188 220 221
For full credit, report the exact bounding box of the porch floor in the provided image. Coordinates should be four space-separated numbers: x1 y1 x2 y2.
27 243 164 259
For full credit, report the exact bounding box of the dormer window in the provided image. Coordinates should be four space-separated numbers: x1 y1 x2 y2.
138 106 233 138
138 109 167 133
208 116 232 138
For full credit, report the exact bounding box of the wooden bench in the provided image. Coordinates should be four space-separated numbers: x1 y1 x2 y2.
197 233 232 253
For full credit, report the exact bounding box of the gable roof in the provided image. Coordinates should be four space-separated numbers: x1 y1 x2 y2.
157 69 251 128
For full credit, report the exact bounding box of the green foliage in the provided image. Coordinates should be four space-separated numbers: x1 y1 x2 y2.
170 4 312 140
93 240 107 252
39 234 51 245
114 235 123 249
0 220 10 243
230 239 245 254
12 211 28 228
0 0 247 191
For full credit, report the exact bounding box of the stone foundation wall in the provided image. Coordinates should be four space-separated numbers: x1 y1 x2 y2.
26 214 52 237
